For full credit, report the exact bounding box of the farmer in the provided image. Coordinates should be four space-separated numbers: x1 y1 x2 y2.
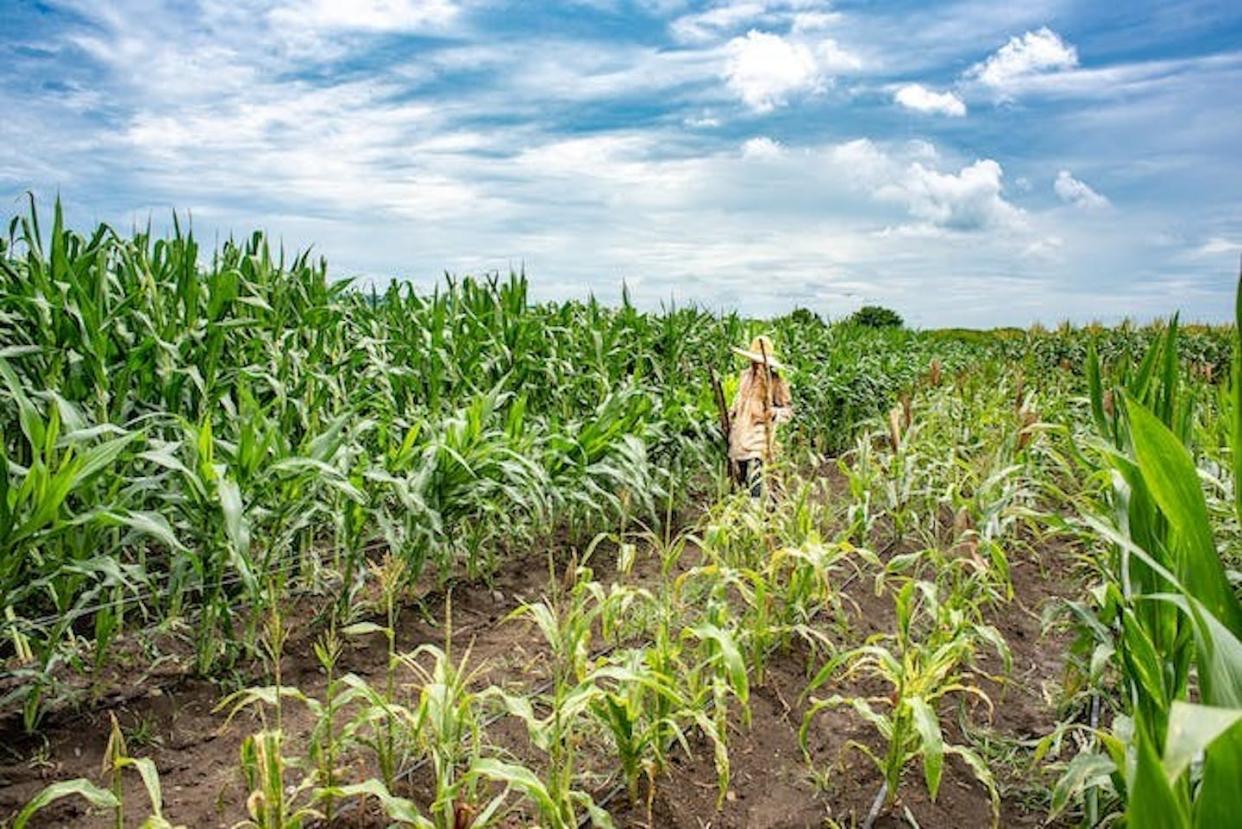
728 335 793 495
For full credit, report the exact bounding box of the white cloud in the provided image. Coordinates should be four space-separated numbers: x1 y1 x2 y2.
968 52 1242 102
118 82 495 220
741 136 784 159
1190 237 1242 257
827 140 1024 233
723 30 822 111
671 2 769 43
670 1 840 43
1054 170 1109 208
815 38 863 72
268 0 460 34
1024 234 1064 260
493 42 720 103
830 138 892 183
791 11 841 33
905 139 938 160
722 29 860 111
893 83 966 116
968 27 1078 93
882 158 1024 232
684 113 722 128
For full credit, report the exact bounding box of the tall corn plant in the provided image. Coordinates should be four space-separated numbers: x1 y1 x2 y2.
1057 274 1242 826
0 361 170 728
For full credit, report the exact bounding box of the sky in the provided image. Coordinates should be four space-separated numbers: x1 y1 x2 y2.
2 0 1241 327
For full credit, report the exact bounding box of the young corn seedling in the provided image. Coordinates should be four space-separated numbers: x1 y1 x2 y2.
671 559 751 717
671 594 749 804
399 601 513 829
838 436 879 546
678 556 777 688
495 567 618 828
635 554 732 802
310 628 344 824
216 636 428 827
341 553 410 789
768 538 857 648
215 596 294 728
13 713 183 829
236 729 320 829
587 648 691 807
217 603 326 829
800 579 1010 824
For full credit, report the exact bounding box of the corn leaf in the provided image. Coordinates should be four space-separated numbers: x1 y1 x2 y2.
13 779 119 829
1127 723 1189 829
908 695 944 799
1193 722 1242 829
1124 395 1242 637
1162 701 1242 781
1233 262 1242 525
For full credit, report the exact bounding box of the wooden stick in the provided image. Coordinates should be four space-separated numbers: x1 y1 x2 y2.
758 339 775 462
709 368 737 484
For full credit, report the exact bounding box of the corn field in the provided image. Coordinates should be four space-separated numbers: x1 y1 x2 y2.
2 200 1240 828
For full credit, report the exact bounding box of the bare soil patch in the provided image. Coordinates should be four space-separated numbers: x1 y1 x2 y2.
0 493 1077 828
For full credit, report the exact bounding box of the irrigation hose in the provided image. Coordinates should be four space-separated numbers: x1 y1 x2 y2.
862 781 888 829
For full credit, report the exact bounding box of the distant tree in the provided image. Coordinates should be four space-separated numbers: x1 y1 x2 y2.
849 305 904 329
786 307 823 325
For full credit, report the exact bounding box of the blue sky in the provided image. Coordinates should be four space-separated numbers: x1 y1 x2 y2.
2 0 1241 326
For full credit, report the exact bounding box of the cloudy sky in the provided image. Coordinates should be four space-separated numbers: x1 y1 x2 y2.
3 0 1241 326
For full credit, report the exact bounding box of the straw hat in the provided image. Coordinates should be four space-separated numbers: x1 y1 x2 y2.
731 335 785 370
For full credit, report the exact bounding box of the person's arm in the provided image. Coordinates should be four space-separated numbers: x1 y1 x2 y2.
771 376 794 423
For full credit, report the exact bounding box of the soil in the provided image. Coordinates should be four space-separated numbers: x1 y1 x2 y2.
0 477 1080 829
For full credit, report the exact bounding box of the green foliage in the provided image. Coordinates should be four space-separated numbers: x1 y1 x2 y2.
14 714 184 829
399 631 512 829
848 305 904 329
801 579 1007 821
3 196 1240 829
237 730 321 829
1047 278 1242 827
13 779 121 829
784 307 823 326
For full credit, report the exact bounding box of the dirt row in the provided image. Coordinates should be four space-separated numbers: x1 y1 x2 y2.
0 493 1079 828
